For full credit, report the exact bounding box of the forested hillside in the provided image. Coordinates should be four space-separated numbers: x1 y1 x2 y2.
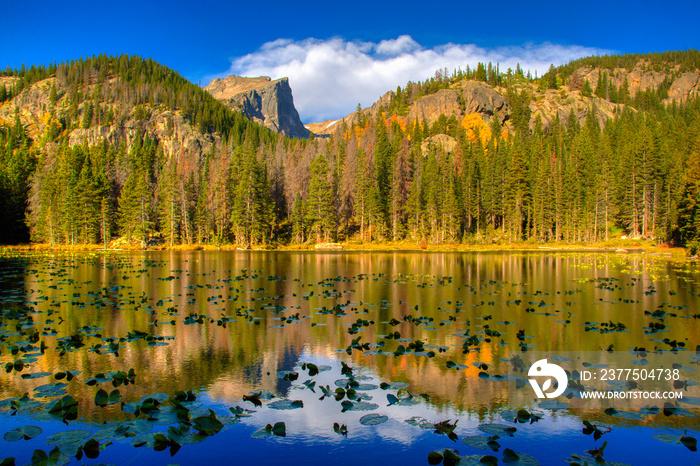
1 52 699 251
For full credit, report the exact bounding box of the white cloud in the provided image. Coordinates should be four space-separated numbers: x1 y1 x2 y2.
209 36 611 123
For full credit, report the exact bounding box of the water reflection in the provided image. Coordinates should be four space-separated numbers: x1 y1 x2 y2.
0 251 698 464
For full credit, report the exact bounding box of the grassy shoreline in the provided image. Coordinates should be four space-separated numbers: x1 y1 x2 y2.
0 240 690 257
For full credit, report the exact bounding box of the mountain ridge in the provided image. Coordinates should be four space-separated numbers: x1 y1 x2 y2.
308 57 700 137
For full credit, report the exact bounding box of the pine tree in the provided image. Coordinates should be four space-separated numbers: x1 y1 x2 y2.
230 148 273 246
546 64 558 89
118 169 150 242
594 71 607 99
390 138 411 240
291 194 306 243
158 162 181 247
354 149 380 241
306 153 335 242
581 80 593 97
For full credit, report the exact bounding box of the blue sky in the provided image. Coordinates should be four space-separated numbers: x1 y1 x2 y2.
2 0 698 122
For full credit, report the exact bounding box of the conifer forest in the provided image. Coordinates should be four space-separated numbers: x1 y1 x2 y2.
1 52 699 252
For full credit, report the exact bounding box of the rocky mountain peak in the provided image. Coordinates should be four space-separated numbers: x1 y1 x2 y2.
204 75 310 139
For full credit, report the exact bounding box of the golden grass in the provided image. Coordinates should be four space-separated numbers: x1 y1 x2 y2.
0 240 689 257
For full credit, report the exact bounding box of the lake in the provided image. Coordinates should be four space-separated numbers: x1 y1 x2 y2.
0 250 698 465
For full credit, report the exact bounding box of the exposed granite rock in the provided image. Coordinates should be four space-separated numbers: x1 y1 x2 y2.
457 81 509 123
667 72 700 103
406 82 509 125
528 87 625 132
205 75 310 139
570 61 700 104
317 81 510 137
421 134 457 156
407 89 462 123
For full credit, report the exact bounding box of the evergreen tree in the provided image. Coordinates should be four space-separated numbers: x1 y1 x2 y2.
306 153 335 242
158 161 181 247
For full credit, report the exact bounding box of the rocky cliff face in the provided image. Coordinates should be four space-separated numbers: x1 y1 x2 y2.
0 77 220 167
204 75 310 139
407 81 509 124
570 61 700 103
528 62 700 131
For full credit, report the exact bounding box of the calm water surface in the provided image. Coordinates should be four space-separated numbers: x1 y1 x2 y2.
0 250 698 465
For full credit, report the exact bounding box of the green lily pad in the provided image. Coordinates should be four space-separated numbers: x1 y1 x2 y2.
462 435 500 451
46 429 91 445
380 382 409 390
252 422 286 438
478 423 517 437
132 432 158 448
404 417 434 429
147 407 181 425
46 395 78 421
340 401 378 412
3 425 42 441
267 399 304 410
359 413 388 426
428 449 461 465
80 439 101 459
46 429 91 456
229 406 255 417
33 383 68 398
95 388 121 407
20 372 52 380
502 448 540 465
29 446 68 466
193 409 224 436
139 393 169 404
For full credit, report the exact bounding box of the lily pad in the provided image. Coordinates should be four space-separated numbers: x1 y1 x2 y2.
359 413 388 426
267 399 304 410
478 423 517 437
502 448 540 465
193 409 224 436
3 425 42 441
405 417 434 429
341 401 379 412
251 422 286 439
33 383 68 398
139 393 169 404
380 382 409 390
46 430 92 455
20 372 52 380
95 388 121 407
132 432 158 448
462 435 500 451
29 446 68 466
